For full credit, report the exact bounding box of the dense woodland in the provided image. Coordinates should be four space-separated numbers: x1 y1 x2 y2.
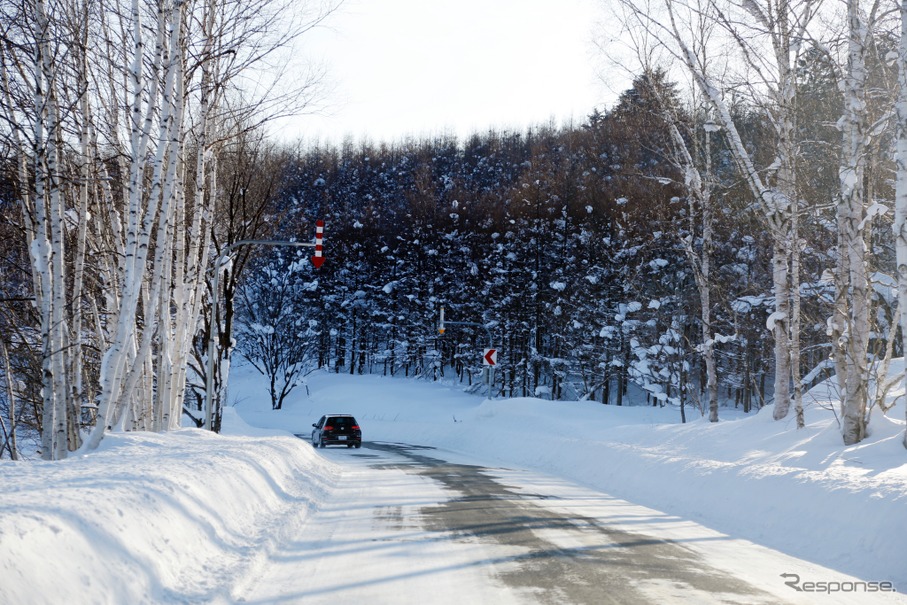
234 68 882 418
2 0 907 459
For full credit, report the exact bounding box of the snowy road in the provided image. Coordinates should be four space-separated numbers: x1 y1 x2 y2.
234 441 904 605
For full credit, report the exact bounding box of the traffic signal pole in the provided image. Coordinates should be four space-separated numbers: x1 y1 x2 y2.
205 222 325 431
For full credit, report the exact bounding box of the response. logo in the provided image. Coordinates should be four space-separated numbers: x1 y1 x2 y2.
781 573 896 594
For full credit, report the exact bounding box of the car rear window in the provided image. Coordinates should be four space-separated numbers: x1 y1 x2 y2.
329 416 356 427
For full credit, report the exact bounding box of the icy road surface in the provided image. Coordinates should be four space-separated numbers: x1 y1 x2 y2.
235 441 904 605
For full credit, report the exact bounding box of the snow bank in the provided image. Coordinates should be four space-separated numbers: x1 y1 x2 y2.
0 411 333 605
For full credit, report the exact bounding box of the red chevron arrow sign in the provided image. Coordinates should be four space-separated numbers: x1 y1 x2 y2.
483 348 497 366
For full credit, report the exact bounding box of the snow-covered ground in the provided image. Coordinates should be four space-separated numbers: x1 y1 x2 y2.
1 362 905 604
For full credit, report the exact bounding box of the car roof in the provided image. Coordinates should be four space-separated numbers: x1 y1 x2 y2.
325 413 355 417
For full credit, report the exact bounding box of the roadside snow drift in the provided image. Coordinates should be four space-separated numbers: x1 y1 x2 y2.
0 425 333 604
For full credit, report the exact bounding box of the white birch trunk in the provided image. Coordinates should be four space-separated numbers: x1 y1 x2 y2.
1 340 19 460
838 0 871 445
895 0 907 450
664 0 793 420
32 0 75 459
791 195 804 429
198 0 217 428
68 0 92 450
772 6 800 425
666 113 719 422
699 130 718 423
85 0 184 449
86 0 151 448
31 4 55 460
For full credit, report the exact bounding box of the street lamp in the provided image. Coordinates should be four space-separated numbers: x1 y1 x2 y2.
205 225 324 431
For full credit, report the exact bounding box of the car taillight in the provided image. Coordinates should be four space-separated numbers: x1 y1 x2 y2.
352 425 359 430
323 425 333 431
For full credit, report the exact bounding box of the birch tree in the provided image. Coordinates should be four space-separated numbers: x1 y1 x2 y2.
0 0 87 459
611 0 814 425
610 0 895 443
0 338 19 459
83 0 188 448
86 0 334 445
896 0 907 449
790 0 895 444
607 1 724 422
670 107 721 423
0 0 336 457
833 0 889 444
32 0 71 458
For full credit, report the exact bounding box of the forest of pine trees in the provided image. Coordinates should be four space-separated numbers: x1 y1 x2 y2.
231 67 891 422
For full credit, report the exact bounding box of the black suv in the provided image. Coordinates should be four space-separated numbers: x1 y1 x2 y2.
312 414 362 448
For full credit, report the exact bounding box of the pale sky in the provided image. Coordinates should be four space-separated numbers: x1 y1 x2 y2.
275 0 619 146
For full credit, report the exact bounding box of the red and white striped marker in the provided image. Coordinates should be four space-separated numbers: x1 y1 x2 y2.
311 220 325 268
